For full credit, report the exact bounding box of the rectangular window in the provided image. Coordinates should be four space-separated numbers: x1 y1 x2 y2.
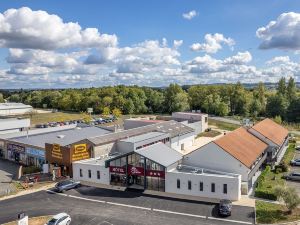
177 179 180 189
80 169 82 177
88 169 91 178
188 180 192 190
211 183 215 192
223 184 227 194
199 182 203 191
97 171 100 179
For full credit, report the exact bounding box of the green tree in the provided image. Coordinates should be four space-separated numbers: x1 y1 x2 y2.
273 115 282 124
215 102 229 116
102 107 110 116
123 99 135 114
277 77 286 96
286 77 297 103
0 93 4 103
286 97 300 122
266 94 288 118
249 99 262 118
164 84 189 113
112 108 122 118
8 94 20 102
274 186 300 214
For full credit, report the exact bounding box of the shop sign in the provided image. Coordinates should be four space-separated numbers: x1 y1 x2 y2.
26 148 45 158
72 143 89 161
109 166 126 174
128 165 144 176
7 143 25 153
51 144 62 159
146 170 165 178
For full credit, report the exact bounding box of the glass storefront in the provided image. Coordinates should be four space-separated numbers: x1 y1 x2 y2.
108 152 166 192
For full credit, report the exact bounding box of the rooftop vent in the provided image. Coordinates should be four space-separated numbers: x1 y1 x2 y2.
57 135 65 139
177 165 182 170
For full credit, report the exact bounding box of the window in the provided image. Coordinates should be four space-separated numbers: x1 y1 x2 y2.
205 117 208 123
211 183 215 192
97 171 100 179
223 184 227 194
188 180 192 190
199 182 203 191
177 179 180 189
79 169 82 177
88 169 91 178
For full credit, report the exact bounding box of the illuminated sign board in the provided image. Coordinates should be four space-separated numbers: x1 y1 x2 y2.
72 144 89 161
7 144 25 153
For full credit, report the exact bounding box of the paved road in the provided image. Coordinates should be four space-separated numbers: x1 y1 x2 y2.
287 150 300 196
0 159 19 196
209 116 241 125
0 187 255 225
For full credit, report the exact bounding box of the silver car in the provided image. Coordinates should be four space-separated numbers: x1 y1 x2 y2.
284 172 300 181
290 158 300 166
54 180 80 192
45 213 71 225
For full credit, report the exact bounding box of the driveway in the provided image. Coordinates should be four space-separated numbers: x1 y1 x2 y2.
286 150 300 196
0 159 19 196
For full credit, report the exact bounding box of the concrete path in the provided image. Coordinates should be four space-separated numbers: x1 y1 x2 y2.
0 159 19 196
209 116 242 125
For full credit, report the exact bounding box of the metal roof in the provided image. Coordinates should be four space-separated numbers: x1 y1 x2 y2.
120 131 168 143
88 120 194 146
8 126 111 149
0 103 32 110
135 142 183 167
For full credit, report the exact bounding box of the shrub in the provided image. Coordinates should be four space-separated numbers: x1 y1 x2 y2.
274 186 300 213
255 189 277 201
22 166 41 175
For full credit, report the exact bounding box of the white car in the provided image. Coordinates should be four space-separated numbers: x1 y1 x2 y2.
290 158 300 166
45 213 71 225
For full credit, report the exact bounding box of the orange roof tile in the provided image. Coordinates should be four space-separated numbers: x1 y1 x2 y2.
252 118 288 146
214 127 268 168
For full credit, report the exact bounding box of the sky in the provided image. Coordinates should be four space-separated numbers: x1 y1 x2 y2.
0 0 300 88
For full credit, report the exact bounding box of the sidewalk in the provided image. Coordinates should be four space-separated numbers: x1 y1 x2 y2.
0 182 55 201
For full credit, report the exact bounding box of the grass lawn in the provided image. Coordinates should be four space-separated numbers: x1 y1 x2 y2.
282 143 296 165
256 201 300 224
197 130 221 138
208 118 239 131
22 112 85 125
3 215 52 225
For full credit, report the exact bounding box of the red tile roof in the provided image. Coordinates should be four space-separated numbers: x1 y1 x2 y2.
214 127 268 168
252 118 288 146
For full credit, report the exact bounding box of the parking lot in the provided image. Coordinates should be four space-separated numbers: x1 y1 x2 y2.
286 149 300 196
49 185 255 224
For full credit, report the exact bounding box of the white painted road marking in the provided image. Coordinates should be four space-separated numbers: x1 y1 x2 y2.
46 189 253 224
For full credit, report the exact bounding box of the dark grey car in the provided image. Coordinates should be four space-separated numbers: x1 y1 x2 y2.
54 180 80 192
284 172 300 181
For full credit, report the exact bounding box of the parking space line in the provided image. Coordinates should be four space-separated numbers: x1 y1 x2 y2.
106 201 151 211
68 195 106 203
153 209 206 219
46 190 68 196
207 216 252 224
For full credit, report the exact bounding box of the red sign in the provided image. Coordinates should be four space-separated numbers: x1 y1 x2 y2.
109 166 126 174
146 170 165 178
127 165 144 176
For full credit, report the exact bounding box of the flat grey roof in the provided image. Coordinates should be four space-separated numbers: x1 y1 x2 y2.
88 120 194 146
135 142 183 167
120 131 167 143
0 103 32 110
8 126 111 149
171 165 240 177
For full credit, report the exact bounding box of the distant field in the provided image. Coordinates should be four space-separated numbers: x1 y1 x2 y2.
208 118 240 131
22 112 84 125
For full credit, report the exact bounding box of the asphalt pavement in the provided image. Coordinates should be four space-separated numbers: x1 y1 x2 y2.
0 186 255 225
0 159 19 196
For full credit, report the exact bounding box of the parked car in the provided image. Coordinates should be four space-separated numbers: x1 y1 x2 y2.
296 145 300 151
54 180 80 192
45 213 71 225
218 199 232 216
290 158 300 166
284 172 300 181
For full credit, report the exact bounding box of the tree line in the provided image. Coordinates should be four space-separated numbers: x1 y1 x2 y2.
0 77 299 122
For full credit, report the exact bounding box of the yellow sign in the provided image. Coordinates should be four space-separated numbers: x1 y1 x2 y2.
72 144 89 161
52 144 63 159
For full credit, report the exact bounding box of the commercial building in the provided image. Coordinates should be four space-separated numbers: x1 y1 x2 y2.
171 111 208 134
0 126 111 173
0 118 30 135
0 103 33 116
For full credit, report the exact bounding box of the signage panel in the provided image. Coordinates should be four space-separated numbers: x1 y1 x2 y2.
109 166 126 174
146 170 165 178
72 143 89 161
109 165 165 178
26 148 45 158
7 144 25 153
51 144 63 159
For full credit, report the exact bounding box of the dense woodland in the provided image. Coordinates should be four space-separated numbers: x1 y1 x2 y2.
0 77 299 122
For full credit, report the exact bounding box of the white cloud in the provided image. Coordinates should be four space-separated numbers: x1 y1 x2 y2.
190 33 235 54
173 40 183 48
266 56 290 64
256 12 300 51
224 51 252 64
0 7 117 50
182 10 197 20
